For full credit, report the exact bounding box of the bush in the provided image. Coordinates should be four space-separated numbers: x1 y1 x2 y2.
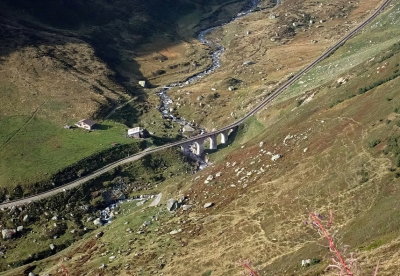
44 222 67 238
358 71 400 95
10 185 24 200
396 155 400 167
207 92 221 102
368 139 381 148
329 99 344 108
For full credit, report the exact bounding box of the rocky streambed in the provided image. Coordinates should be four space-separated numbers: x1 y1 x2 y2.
156 0 261 131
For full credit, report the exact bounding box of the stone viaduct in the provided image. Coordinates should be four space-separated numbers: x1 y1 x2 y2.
180 128 235 156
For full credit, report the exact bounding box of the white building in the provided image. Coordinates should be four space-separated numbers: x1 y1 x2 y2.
128 127 144 138
75 119 96 130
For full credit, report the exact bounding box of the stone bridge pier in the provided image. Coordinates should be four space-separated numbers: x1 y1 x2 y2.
180 128 235 156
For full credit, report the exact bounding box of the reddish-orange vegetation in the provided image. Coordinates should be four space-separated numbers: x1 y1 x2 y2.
238 259 260 276
309 212 356 276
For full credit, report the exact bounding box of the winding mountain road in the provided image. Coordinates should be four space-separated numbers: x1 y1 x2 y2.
0 0 393 209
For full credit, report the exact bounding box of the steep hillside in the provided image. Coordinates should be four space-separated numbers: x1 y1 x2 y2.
2 0 400 276
0 0 242 192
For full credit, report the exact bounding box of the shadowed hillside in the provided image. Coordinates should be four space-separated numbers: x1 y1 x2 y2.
0 0 243 193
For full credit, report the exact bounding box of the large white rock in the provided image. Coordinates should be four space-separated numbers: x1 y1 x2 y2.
166 199 179 212
93 218 102 226
182 125 195 133
169 229 182 235
182 205 192 211
271 154 282 161
1 229 16 240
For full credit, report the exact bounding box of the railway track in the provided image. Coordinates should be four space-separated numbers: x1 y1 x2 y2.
0 0 393 209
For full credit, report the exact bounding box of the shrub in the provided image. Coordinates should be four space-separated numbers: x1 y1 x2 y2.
358 71 400 95
368 139 381 148
207 92 221 102
396 155 400 167
44 222 67 238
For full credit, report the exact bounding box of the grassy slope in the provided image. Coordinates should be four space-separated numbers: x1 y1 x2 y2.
0 117 137 188
279 0 400 102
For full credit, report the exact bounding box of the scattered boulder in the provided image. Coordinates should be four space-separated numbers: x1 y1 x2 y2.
301 258 320 267
23 214 29 222
182 125 195 133
136 201 145 206
336 77 348 85
271 154 282 161
28 272 36 276
49 244 55 250
269 14 277 19
204 175 214 184
243 60 255 66
138 80 147 88
142 221 151 227
149 193 162 207
169 229 182 235
182 205 192 211
166 199 179 212
177 196 186 205
204 202 214 208
1 229 16 240
16 226 23 232
93 218 103 226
